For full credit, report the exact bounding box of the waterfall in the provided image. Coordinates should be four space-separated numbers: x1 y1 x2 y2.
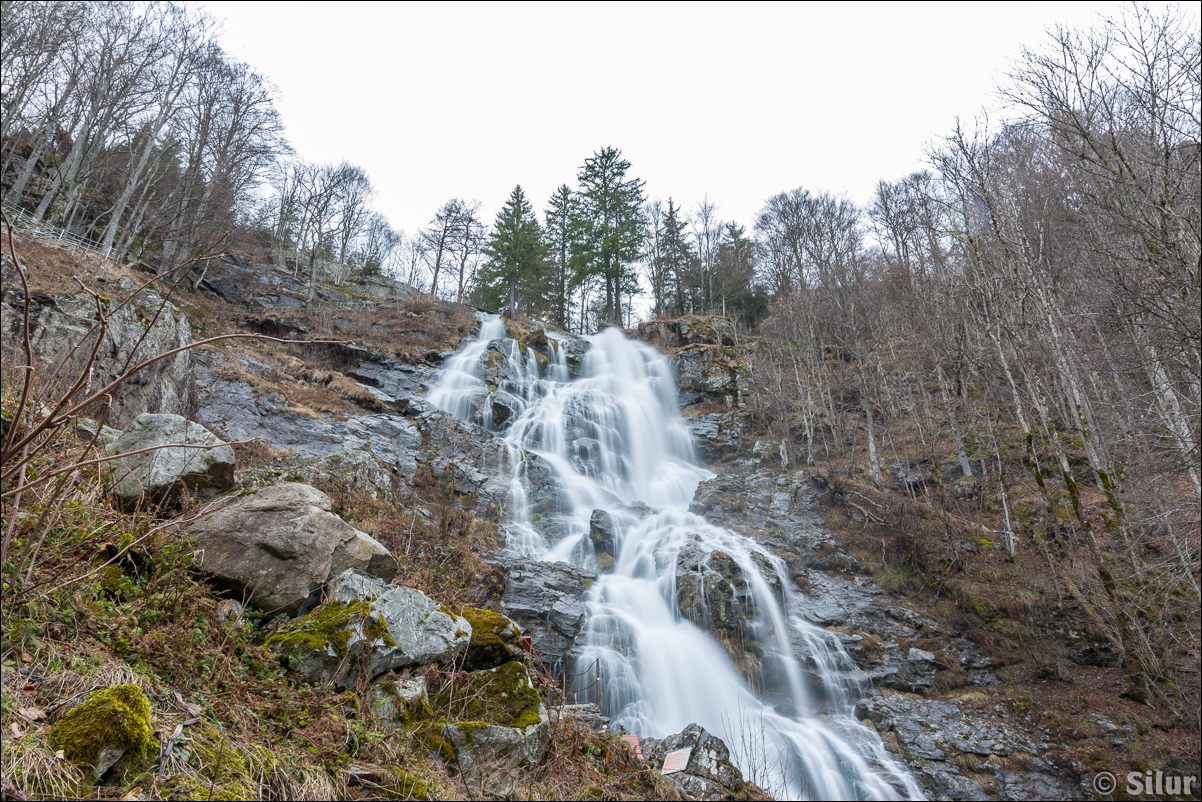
432 316 922 800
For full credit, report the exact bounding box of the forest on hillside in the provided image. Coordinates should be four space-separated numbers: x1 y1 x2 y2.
3 1 1199 713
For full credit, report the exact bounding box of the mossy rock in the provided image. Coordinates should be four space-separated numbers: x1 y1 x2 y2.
424 662 550 796
429 661 542 730
49 684 153 781
379 768 431 800
266 598 397 687
267 599 391 663
459 607 523 670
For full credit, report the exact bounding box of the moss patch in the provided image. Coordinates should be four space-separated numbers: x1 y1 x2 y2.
459 607 521 670
266 599 395 668
49 684 153 779
368 675 434 724
429 661 542 730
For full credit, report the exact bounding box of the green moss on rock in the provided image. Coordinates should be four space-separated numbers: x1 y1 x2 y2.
266 599 395 667
367 675 433 723
382 768 430 800
49 684 153 780
459 607 521 670
429 661 542 730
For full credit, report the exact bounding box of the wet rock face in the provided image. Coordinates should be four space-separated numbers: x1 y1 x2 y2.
193 349 554 517
345 358 438 404
589 509 617 562
856 695 1083 801
686 411 750 463
552 335 591 376
675 543 784 635
492 559 594 678
639 723 745 800
0 287 195 428
104 414 234 511
187 483 395 617
268 569 471 690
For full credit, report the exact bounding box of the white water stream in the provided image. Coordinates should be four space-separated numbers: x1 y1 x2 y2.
430 317 921 800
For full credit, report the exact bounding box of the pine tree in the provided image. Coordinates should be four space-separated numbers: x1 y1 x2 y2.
475 185 545 317
660 198 694 315
544 184 579 331
574 146 647 326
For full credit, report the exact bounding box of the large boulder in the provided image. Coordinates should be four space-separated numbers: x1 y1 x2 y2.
425 661 551 797
639 723 745 800
104 414 234 511
187 483 395 616
268 569 471 689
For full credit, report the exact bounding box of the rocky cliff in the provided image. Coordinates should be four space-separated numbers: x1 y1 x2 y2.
1 240 1192 801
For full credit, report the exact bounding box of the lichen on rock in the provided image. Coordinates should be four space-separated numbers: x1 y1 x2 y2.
49 684 153 780
266 570 471 689
266 598 395 687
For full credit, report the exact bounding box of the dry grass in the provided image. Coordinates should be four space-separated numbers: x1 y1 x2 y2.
267 297 477 364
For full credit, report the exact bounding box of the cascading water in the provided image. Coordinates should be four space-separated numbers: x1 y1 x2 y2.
432 316 921 800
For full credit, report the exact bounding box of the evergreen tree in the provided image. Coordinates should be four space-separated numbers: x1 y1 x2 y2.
544 184 579 331
660 198 694 315
475 185 546 316
573 146 647 326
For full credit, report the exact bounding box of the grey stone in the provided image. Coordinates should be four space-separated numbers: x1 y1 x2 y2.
104 414 234 511
0 289 194 428
855 694 1080 801
685 411 749 463
589 509 617 559
366 675 429 722
272 569 471 689
187 483 395 616
640 723 744 799
547 703 610 733
74 418 121 446
436 673 550 797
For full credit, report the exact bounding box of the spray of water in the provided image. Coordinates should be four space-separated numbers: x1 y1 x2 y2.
431 316 921 800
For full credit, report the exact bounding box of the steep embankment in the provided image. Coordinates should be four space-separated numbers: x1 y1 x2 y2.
1 237 728 801
631 315 1201 801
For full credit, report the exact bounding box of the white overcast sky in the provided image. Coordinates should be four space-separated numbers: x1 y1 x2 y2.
200 1 1190 239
